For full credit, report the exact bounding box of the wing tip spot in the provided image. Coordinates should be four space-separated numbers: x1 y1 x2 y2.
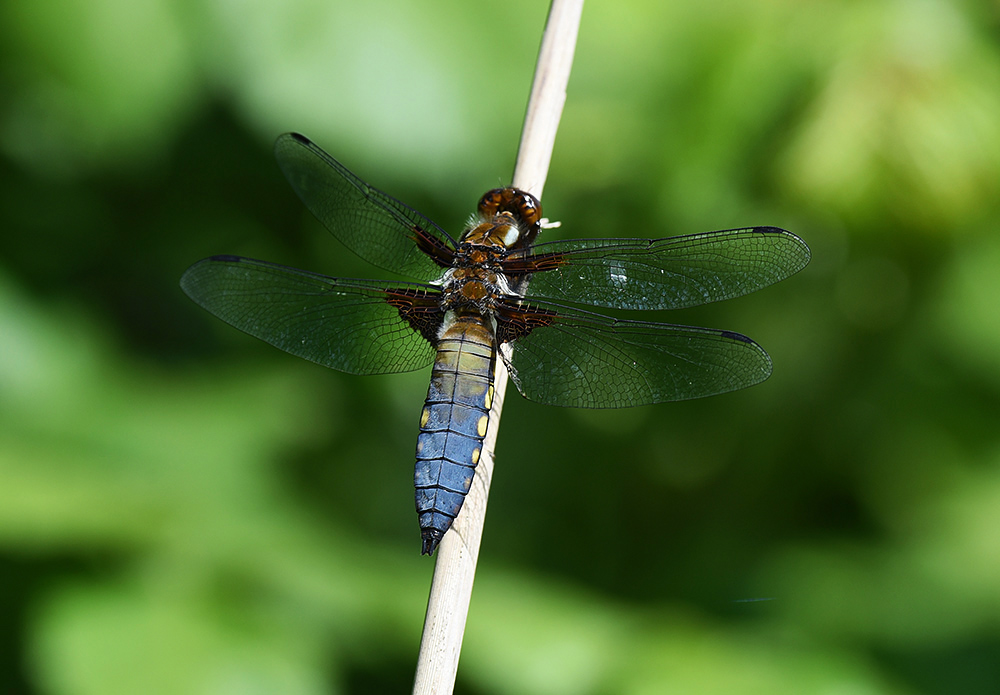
720 330 753 344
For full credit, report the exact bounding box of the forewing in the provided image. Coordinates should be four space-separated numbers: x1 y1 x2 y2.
498 300 772 408
181 256 439 375
274 133 457 282
507 227 810 310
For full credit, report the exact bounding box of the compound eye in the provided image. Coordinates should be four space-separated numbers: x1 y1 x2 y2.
477 189 506 218
512 190 541 227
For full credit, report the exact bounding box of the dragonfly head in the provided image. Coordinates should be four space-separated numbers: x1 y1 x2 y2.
477 187 542 250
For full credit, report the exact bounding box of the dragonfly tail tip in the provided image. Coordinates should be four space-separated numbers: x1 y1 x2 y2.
421 530 443 555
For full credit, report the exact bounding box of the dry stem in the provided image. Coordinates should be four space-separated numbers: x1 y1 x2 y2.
411 1 584 693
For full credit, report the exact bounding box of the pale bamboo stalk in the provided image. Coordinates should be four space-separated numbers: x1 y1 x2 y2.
411 2 584 693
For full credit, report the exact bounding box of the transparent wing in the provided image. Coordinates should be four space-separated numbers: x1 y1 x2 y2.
507 227 810 310
181 255 439 375
274 133 457 282
500 300 772 408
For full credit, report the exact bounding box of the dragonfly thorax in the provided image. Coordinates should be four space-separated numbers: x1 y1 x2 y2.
439 256 512 315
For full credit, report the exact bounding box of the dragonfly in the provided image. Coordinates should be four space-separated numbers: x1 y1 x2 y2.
181 133 810 555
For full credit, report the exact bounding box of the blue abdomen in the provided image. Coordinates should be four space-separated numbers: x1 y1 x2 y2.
415 315 496 554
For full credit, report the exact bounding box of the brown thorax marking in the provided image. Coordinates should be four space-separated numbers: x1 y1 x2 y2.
443 224 507 313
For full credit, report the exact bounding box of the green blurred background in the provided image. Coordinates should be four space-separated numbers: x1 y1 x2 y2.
2 0 999 693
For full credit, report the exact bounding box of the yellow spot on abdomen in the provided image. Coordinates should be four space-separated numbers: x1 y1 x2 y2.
477 415 488 437
484 385 495 410
471 448 481 464
420 408 430 428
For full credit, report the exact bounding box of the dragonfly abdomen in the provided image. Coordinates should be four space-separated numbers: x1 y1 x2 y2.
414 314 496 555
